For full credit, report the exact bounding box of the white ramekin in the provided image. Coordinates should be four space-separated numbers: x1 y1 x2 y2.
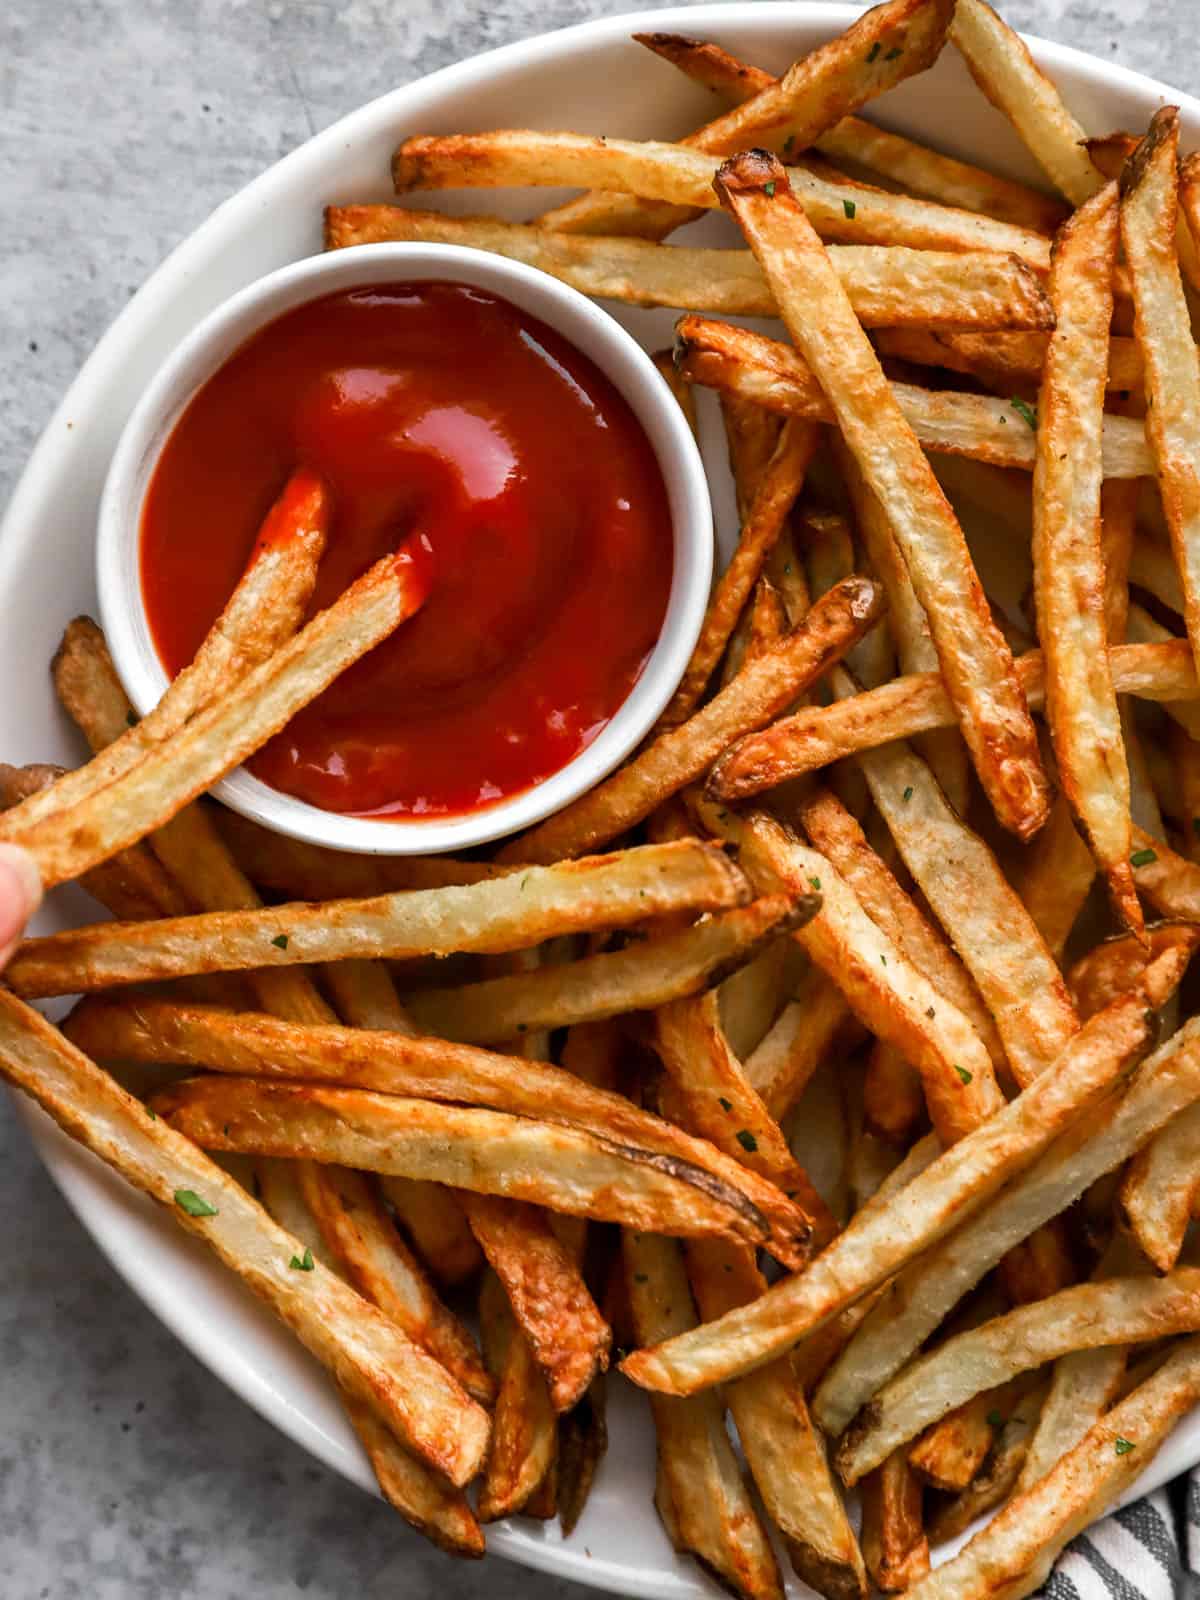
97 242 713 855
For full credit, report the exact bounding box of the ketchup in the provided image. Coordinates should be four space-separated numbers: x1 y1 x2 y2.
140 282 673 819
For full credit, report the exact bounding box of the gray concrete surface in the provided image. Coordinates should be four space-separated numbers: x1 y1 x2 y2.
2 2 1199 1595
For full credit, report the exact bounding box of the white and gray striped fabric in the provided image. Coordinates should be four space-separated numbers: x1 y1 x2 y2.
1037 1483 1198 1598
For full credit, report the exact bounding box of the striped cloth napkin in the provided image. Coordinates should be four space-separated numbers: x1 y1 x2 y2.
1038 1481 1195 1597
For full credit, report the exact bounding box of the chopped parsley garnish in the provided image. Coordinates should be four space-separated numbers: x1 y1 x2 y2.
880 954 888 966
1010 396 1038 430
634 1272 649 1284
736 1129 759 1153
867 41 881 62
884 46 903 60
902 785 914 801
290 1247 314 1271
1193 817 1200 837
763 179 777 197
718 1096 733 1112
125 710 138 728
1114 1436 1135 1455
175 1189 217 1218
271 933 289 950
808 875 822 891
843 198 857 219
955 1065 973 1086
926 1006 936 1019
986 1410 1004 1428
1131 847 1157 867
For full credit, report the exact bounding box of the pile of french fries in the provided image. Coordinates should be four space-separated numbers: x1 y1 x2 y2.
13 1 1200 1592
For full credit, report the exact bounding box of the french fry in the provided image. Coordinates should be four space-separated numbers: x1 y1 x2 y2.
713 151 1048 838
1122 109 1200 683
837 1271 1200 1484
1033 183 1139 932
2 470 327 839
403 895 813 1048
873 324 1144 397
905 1334 1200 1600
634 31 1067 235
0 992 490 1485
1068 923 1191 1020
12 545 432 889
675 316 1154 477
556 1374 607 1536
1130 825 1200 921
925 1388 1047 1544
708 639 1199 792
63 993 824 1262
477 1270 557 1521
1121 1103 1200 1272
326 206 1054 331
622 950 1185 1397
254 1158 484 1557
860 1450 929 1593
9 839 745 996
625 1230 784 1600
540 0 954 242
660 418 818 724
460 1194 609 1413
721 392 783 521
296 1162 493 1405
499 575 884 863
686 1238 868 1600
1015 791 1098 963
651 346 699 442
743 966 853 1124
813 1011 1200 1437
717 927 790 1060
696 801 1001 1142
378 1177 482 1291
907 1376 1035 1494
949 0 1104 206
152 1076 780 1242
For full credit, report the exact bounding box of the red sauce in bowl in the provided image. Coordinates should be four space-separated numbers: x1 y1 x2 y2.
140 281 674 819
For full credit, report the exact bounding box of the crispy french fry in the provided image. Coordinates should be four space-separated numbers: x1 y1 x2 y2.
296 1162 492 1406
676 316 1154 477
837 1272 1200 1484
478 1270 557 1521
719 153 1053 834
152 1075 778 1243
744 966 853 1124
625 1230 783 1600
326 206 1054 331
1122 109 1200 683
860 1450 929 1593
0 992 490 1485
556 1375 607 1537
1016 791 1098 963
660 418 818 724
925 1388 1047 1544
652 346 699 442
460 1194 609 1413
1068 923 1191 1020
254 1158 484 1557
394 130 1055 268
813 1011 1200 1437
708 639 1199 792
9 840 744 996
907 1378 1033 1494
949 0 1104 206
377 1177 482 1291
622 950 1185 1397
499 575 884 863
1033 183 1139 932
1130 825 1200 921
721 392 783 522
687 1238 868 1600
1121 1103 1200 1272
13 546 431 889
905 1334 1200 1600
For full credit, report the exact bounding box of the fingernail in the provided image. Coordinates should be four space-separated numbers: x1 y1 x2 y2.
0 843 42 943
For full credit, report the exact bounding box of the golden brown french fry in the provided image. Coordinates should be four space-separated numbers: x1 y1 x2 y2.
696 801 1001 1142
296 1162 492 1406
13 546 432 889
949 0 1104 206
633 30 1067 235
925 1390 1046 1544
379 1177 482 1291
675 316 1154 477
1130 824 1200 921
9 839 745 995
393 130 1055 268
326 206 1054 330
714 151 1049 835
812 1012 1200 1437
907 1381 1025 1494
1068 922 1191 1020
1016 791 1098 963
707 639 1198 792
1121 1103 1200 1272
660 418 818 724
874 325 1143 397
652 346 699 443
905 1334 1200 1600
499 575 884 863
837 1272 1200 1484
721 392 783 522
860 1450 929 1593
4 470 327 838
625 1230 784 1600
1033 183 1139 932
743 966 853 1124
151 1075 778 1243
63 993 817 1266
0 992 490 1486
541 0 953 242
1122 109 1200 682
863 1044 925 1149
477 1270 557 1521
460 1194 609 1413
686 1238 868 1600
556 1375 607 1538
622 950 1185 1397
254 1158 484 1558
